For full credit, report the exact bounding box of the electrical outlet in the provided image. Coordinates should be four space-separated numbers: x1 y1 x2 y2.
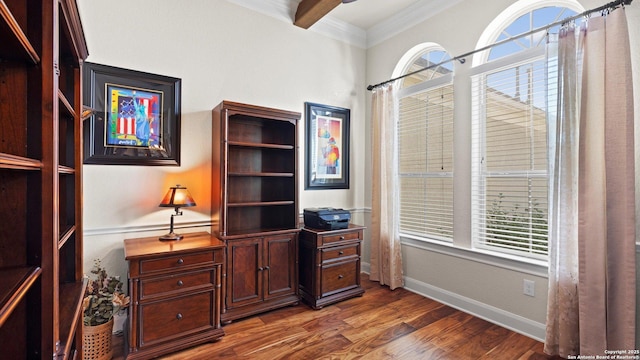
523 279 535 297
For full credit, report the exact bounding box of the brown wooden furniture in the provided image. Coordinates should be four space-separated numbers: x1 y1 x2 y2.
0 1 88 358
299 224 365 309
212 101 301 323
123 232 225 359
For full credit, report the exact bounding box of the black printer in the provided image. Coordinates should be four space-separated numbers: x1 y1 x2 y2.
303 207 351 230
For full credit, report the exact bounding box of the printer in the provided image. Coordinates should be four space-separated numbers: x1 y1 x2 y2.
303 207 351 230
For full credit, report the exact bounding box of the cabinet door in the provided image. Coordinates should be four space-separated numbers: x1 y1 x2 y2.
263 233 297 300
226 238 263 309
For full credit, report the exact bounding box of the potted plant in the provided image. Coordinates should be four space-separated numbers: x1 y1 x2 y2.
82 259 130 360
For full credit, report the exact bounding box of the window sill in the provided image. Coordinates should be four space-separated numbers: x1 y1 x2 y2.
400 235 548 278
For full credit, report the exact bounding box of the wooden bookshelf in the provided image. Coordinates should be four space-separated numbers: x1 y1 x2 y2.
0 0 88 358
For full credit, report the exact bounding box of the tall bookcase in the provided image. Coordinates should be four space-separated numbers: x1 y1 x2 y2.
212 101 301 322
0 0 88 358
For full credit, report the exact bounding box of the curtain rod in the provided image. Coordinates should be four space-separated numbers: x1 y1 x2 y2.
366 0 633 91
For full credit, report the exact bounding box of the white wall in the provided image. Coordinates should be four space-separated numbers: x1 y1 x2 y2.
364 0 640 341
77 0 367 299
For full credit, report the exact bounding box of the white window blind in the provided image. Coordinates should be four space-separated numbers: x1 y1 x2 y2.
471 50 555 259
398 81 454 241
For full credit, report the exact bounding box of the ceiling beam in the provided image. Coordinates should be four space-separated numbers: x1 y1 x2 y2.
294 0 342 29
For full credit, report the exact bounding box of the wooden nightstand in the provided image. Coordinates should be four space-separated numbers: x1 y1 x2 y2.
123 232 225 359
298 225 365 309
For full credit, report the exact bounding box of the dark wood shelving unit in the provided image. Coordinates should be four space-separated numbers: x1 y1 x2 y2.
212 101 301 323
0 266 42 327
0 0 88 358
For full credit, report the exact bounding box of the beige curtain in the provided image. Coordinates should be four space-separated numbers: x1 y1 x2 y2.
370 83 404 290
545 8 636 357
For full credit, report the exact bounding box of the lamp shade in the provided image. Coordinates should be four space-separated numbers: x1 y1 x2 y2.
159 185 196 208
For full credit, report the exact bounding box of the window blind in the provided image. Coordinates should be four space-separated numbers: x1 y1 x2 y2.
398 82 454 241
471 51 555 259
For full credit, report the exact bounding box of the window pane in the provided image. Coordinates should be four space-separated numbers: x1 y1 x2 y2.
481 177 548 256
400 177 453 240
484 61 548 173
488 7 577 61
399 77 454 241
402 50 452 88
472 55 551 260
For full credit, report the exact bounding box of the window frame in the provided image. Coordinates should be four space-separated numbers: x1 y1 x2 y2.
470 46 550 261
390 0 584 271
469 2 582 262
396 44 455 244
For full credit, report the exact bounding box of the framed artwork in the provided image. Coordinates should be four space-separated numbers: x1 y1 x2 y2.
83 62 181 165
304 102 350 190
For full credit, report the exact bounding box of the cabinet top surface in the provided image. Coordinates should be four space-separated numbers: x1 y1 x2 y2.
301 224 365 235
124 232 225 259
214 100 300 120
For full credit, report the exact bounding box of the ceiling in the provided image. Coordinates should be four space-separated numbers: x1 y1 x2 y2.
226 0 461 48
294 0 424 30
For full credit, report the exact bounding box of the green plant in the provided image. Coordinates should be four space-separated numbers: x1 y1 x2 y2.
485 193 548 255
83 259 130 326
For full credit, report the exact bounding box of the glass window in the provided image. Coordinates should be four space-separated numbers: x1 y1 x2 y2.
488 7 577 62
398 46 454 242
471 5 580 260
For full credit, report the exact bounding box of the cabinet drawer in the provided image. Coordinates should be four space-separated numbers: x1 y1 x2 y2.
321 244 359 263
140 252 214 274
321 231 360 245
321 261 358 297
140 291 214 346
140 270 214 300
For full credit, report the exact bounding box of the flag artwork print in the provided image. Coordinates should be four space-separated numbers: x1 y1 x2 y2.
313 115 342 179
105 84 163 148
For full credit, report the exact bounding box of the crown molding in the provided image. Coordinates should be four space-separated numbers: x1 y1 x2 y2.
225 0 293 23
309 15 367 48
366 0 464 48
225 0 366 48
224 0 461 49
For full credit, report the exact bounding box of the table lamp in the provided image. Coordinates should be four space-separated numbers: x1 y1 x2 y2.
158 184 196 241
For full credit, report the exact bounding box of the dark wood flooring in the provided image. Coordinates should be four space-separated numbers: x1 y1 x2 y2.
113 274 560 359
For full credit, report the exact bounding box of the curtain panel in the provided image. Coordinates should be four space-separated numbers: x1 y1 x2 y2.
370 84 404 290
545 8 636 357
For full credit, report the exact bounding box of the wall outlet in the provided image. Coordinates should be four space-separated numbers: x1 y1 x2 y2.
523 279 535 297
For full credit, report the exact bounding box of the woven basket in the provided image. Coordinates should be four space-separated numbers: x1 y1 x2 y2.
82 319 114 360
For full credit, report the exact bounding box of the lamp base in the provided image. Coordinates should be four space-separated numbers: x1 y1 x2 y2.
159 232 184 241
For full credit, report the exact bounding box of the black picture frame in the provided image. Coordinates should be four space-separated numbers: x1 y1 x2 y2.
304 102 350 190
83 62 181 165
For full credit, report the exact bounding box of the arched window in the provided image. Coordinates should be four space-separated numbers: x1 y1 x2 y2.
396 44 454 242
470 1 582 260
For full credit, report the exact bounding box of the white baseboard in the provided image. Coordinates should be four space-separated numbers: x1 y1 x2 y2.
360 261 545 342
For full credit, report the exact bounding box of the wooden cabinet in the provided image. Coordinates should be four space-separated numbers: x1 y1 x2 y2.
223 232 299 322
212 101 301 322
0 0 88 358
299 225 365 309
124 232 225 359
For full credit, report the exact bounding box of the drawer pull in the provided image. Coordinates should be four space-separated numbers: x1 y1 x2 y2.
338 251 344 255
176 258 184 265
338 275 344 279
258 267 264 271
264 266 270 270
177 280 184 286
340 236 345 240
176 313 183 320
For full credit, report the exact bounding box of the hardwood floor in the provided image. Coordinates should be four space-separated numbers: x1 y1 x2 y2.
113 274 559 359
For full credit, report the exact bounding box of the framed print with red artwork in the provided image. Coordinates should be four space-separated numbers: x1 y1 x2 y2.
304 102 350 189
